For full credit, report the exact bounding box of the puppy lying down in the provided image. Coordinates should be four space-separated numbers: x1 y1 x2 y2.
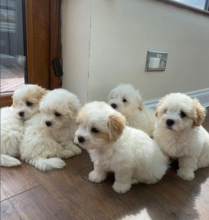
1 84 45 167
154 93 209 181
74 101 168 193
20 89 82 171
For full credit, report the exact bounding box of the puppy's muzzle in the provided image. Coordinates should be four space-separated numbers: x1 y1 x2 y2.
45 121 52 127
111 103 117 109
19 111 24 117
78 136 85 143
166 119 175 128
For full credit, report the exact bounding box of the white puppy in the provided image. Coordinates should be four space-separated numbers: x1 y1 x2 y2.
20 88 82 172
1 84 45 167
108 84 156 137
74 101 168 193
154 93 209 181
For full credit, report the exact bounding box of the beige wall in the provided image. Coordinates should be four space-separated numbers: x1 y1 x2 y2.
62 0 91 104
62 0 209 104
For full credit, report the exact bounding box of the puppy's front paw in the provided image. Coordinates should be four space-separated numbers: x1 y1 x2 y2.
112 182 131 194
89 171 106 183
71 145 82 155
60 149 75 159
177 168 195 181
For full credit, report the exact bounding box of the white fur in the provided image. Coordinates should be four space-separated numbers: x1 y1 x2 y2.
20 88 82 172
1 84 45 167
108 84 156 137
154 93 209 181
120 209 152 220
74 101 168 193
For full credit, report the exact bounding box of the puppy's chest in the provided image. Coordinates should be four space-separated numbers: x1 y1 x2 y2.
91 151 120 172
158 133 194 157
50 130 71 144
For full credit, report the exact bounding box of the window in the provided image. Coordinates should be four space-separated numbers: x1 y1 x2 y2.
171 0 209 11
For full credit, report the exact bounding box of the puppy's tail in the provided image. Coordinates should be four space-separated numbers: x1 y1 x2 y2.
0 154 21 167
28 157 66 172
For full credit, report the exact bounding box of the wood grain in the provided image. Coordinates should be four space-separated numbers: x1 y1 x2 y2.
0 94 12 108
1 186 69 220
0 164 39 201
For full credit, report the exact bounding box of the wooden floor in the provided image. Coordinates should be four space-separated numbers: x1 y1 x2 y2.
0 67 24 92
1 109 209 220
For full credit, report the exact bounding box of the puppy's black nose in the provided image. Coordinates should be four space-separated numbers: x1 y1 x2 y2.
111 103 117 109
166 119 175 127
78 136 85 143
45 121 52 127
19 111 24 117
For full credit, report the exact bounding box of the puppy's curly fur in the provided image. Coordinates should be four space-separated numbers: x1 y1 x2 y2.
74 101 168 193
108 84 156 137
1 84 46 167
20 88 82 172
154 93 209 181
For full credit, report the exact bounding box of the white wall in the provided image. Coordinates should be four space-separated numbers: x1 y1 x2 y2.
62 0 209 104
62 0 91 104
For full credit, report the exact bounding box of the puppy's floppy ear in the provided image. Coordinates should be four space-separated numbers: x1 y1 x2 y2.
107 112 126 141
68 103 78 119
192 99 206 126
136 90 143 111
155 96 165 117
37 86 46 100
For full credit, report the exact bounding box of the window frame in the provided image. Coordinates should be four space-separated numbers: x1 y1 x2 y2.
0 0 62 108
153 0 209 16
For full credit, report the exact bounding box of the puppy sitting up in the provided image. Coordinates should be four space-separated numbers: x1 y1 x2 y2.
108 84 156 137
154 93 209 181
74 102 168 193
1 84 45 167
20 89 82 172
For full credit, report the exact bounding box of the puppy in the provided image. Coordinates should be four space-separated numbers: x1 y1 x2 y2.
74 101 168 193
108 84 156 137
1 84 45 167
154 93 209 181
20 88 82 172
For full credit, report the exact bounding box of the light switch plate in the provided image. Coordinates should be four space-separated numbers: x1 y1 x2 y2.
145 50 168 71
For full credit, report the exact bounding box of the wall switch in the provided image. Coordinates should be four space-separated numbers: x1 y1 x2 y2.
145 50 168 71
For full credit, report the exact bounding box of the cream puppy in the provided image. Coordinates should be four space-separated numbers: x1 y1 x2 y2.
1 84 45 167
20 88 82 172
74 102 168 193
154 93 209 181
108 84 156 137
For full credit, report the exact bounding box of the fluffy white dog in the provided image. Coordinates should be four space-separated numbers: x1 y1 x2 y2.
1 84 46 167
20 88 82 172
108 84 156 137
74 101 168 193
153 93 209 181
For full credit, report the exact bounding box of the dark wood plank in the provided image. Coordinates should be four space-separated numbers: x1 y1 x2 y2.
1 186 69 220
25 0 50 89
0 94 12 108
0 164 39 201
1 200 19 220
49 0 62 89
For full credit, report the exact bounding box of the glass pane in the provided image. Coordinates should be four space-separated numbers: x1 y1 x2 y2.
0 0 26 93
172 0 206 10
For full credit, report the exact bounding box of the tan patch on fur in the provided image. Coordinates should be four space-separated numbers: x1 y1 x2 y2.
76 109 87 125
23 85 46 104
107 112 126 141
155 98 164 118
138 103 143 111
192 99 206 126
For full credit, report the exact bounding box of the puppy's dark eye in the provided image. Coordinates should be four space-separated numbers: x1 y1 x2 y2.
180 111 186 118
91 128 99 133
123 98 127 102
55 112 61 117
26 101 33 107
164 109 167 113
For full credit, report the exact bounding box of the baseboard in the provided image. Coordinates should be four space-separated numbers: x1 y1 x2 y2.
144 88 209 110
